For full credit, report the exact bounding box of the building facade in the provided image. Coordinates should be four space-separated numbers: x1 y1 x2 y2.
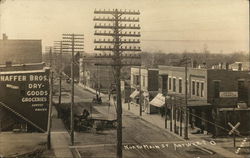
130 67 159 113
157 65 250 136
0 34 42 65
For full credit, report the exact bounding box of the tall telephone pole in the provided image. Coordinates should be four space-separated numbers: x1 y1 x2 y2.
53 41 63 109
62 34 84 145
45 46 53 150
93 9 141 158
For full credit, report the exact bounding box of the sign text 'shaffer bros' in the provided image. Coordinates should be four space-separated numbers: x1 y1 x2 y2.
0 68 50 132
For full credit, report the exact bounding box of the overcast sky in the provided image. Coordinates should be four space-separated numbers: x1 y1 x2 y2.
0 0 249 54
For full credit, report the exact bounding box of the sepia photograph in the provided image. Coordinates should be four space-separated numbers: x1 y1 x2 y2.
0 0 249 157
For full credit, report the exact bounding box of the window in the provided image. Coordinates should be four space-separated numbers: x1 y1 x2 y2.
134 75 139 85
192 81 195 95
142 76 145 87
162 76 167 90
196 82 200 96
173 78 176 92
169 78 172 90
238 80 247 102
201 82 204 97
213 81 220 98
179 79 182 93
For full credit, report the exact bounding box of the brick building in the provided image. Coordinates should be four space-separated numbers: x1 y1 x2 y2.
0 34 42 65
0 63 49 132
157 65 250 136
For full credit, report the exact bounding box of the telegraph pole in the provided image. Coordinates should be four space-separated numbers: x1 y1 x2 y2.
62 34 84 145
45 46 53 149
54 41 63 109
139 66 142 116
93 9 141 158
184 56 189 139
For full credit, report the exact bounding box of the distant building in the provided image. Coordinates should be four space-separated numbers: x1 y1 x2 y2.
155 65 250 136
80 54 134 94
79 54 114 94
229 62 249 71
0 34 42 65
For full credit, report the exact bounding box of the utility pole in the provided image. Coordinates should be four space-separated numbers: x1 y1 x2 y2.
164 95 168 129
174 96 177 133
179 97 183 136
139 66 142 116
170 96 173 132
54 41 63 110
62 34 84 145
184 56 189 139
46 46 53 149
93 9 141 158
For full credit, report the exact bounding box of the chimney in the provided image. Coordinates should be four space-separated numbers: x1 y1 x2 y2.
2 33 8 40
5 61 12 67
238 63 242 71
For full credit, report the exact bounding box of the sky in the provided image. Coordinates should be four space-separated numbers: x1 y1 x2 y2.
0 0 249 54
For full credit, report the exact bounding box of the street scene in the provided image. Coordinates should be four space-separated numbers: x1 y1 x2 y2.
0 0 250 158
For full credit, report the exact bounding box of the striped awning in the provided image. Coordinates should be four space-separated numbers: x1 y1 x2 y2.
149 93 165 107
130 90 139 99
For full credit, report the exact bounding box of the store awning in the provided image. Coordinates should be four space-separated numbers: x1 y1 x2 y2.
149 93 165 107
130 90 139 99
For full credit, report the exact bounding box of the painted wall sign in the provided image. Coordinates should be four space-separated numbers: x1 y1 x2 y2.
0 68 50 132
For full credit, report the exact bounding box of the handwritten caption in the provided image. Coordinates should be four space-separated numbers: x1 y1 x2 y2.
124 140 216 151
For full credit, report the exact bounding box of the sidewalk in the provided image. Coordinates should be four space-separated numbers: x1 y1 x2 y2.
123 102 246 158
51 106 74 158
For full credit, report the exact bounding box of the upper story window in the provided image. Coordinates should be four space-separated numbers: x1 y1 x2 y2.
162 76 167 90
133 75 140 85
238 80 247 102
213 80 220 98
179 79 182 93
196 82 200 96
142 76 145 87
173 78 176 92
201 82 204 97
192 81 195 95
169 77 172 90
